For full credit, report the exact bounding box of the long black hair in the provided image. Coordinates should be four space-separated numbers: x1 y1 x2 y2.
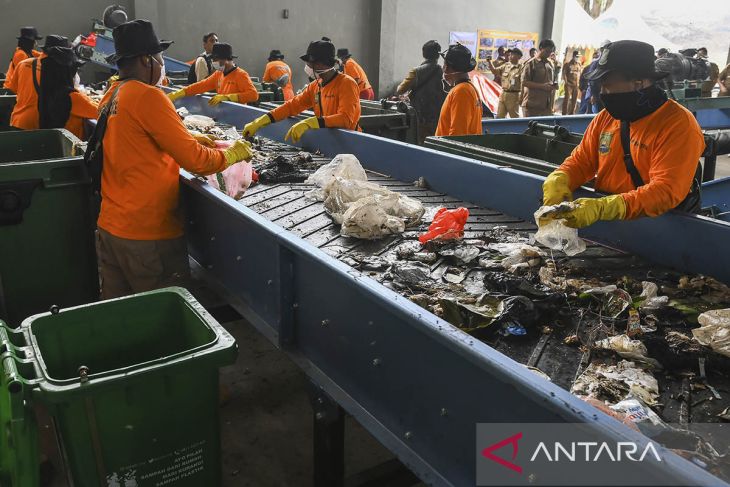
17 38 35 57
38 57 76 129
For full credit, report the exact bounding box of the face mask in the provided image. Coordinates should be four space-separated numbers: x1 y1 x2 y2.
600 85 667 122
304 64 315 79
216 62 226 72
441 71 465 92
149 56 165 86
73 73 81 89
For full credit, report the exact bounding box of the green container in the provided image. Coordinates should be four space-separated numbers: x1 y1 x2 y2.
0 287 237 486
0 94 15 131
0 129 98 325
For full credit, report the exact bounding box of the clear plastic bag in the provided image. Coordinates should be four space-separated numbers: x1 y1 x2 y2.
693 309 730 357
206 161 253 199
533 204 586 256
324 178 392 223
305 153 367 201
341 193 424 239
183 114 216 131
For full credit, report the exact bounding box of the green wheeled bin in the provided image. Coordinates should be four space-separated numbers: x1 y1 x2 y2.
0 287 237 486
0 129 98 325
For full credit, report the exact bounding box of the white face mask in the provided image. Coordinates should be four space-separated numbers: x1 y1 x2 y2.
305 64 334 80
73 73 81 89
304 64 315 79
216 62 226 72
150 55 166 86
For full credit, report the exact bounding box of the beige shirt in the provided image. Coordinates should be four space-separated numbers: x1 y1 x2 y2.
499 62 523 92
562 60 582 86
521 57 555 109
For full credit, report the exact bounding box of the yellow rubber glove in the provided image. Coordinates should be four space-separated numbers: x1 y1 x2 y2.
223 140 254 167
285 117 320 143
242 114 271 138
542 170 573 206
167 89 186 102
209 94 238 106
555 195 627 229
192 133 216 148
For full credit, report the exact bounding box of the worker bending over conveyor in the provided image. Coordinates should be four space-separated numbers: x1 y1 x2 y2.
168 43 258 106
242 39 361 143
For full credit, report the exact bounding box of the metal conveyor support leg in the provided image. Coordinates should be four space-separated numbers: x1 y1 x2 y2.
310 385 345 487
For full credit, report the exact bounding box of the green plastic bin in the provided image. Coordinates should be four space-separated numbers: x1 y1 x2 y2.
0 129 98 325
0 287 237 486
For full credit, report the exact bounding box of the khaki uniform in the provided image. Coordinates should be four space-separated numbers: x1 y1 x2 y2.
521 57 555 117
720 64 730 97
492 57 507 84
701 61 720 98
562 59 583 115
496 62 523 118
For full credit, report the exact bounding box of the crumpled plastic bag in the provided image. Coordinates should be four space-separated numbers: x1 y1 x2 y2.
306 154 367 200
206 161 254 199
488 242 544 273
324 178 393 223
418 207 469 244
341 193 424 239
593 334 661 368
692 309 730 357
533 204 586 256
571 360 659 406
183 114 216 131
639 281 669 309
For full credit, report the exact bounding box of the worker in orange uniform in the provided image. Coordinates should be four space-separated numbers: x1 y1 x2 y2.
7 35 70 130
435 43 482 136
541 40 705 229
337 48 374 100
167 43 258 106
3 27 42 90
242 40 361 143
97 20 253 298
37 46 98 140
262 49 294 101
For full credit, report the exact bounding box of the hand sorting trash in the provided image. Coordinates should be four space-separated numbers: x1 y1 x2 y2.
307 154 424 239
533 203 586 256
418 207 469 244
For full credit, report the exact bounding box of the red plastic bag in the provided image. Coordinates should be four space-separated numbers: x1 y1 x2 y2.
418 207 469 244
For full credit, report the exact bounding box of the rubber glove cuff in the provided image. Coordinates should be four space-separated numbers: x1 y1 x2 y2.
542 170 573 206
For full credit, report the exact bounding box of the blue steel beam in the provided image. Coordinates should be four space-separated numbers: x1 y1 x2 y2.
93 34 191 73
175 95 727 486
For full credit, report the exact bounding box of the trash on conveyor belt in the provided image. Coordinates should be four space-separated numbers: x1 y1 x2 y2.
226 134 730 476
533 203 586 256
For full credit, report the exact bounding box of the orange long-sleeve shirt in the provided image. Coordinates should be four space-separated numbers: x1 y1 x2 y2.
342 58 371 92
558 100 704 219
98 80 227 240
7 54 44 130
3 48 40 90
262 60 294 101
435 81 482 136
269 72 361 130
185 67 258 103
64 91 99 140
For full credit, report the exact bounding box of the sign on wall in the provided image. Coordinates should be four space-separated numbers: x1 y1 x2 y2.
476 29 539 72
449 31 478 57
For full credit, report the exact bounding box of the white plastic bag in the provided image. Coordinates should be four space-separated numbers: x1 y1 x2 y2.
533 204 587 256
571 360 659 405
692 309 730 357
183 114 216 131
206 161 254 199
306 153 367 201
324 178 392 223
341 193 424 239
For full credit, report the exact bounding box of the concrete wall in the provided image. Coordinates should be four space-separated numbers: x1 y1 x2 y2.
378 0 550 95
0 0 134 73
134 0 380 92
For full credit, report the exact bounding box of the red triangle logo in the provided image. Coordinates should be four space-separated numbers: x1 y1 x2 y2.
481 432 523 474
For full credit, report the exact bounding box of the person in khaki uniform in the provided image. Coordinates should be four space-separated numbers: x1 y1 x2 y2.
562 50 583 114
489 48 523 118
697 47 719 98
491 46 508 84
720 63 730 97
521 39 557 117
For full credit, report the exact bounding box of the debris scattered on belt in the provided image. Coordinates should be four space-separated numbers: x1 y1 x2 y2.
571 360 659 406
639 281 670 310
593 334 661 368
488 242 543 273
438 294 502 331
692 309 730 357
386 262 432 286
533 203 586 256
609 396 665 426
183 114 216 131
176 107 190 118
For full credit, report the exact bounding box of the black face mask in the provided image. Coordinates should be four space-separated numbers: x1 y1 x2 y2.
599 84 667 122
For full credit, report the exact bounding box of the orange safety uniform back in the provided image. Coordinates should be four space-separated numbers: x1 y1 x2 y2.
3 48 41 89
263 60 294 101
558 100 705 219
97 80 226 240
435 80 482 136
7 55 44 129
185 67 258 103
342 57 371 92
64 91 99 140
269 72 361 130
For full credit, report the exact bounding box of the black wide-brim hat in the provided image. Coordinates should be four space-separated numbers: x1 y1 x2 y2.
41 35 70 52
106 19 172 64
268 49 284 61
300 40 336 66
336 48 351 59
211 43 237 61
585 40 669 81
441 43 477 72
45 46 86 68
18 26 42 40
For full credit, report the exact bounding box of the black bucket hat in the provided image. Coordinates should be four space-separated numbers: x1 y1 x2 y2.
106 19 172 64
336 48 351 60
41 35 70 53
585 40 668 81
17 27 42 41
45 46 86 67
422 40 441 59
268 49 284 61
300 40 336 66
441 43 477 72
211 43 236 61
